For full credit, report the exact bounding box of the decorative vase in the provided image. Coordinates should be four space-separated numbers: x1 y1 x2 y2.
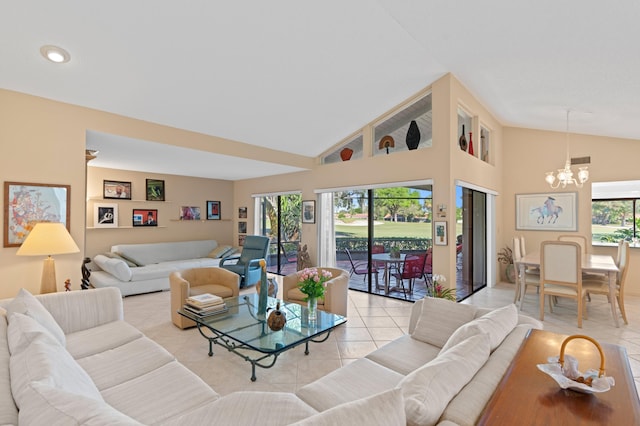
468 132 474 156
459 125 467 151
505 264 516 284
405 120 421 150
258 265 268 316
267 301 287 331
307 297 318 323
340 148 353 161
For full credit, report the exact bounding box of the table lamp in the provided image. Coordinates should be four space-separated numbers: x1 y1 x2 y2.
16 222 80 294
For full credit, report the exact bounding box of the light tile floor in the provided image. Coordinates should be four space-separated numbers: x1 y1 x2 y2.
123 282 640 395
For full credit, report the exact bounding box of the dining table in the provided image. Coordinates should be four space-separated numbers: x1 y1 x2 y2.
516 252 620 327
371 253 406 295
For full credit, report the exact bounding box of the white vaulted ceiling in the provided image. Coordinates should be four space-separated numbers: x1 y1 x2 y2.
2 1 639 179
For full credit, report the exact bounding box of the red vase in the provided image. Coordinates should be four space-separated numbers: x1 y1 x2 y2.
340 148 353 161
468 132 474 156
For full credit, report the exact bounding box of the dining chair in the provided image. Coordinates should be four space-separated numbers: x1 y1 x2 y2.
558 234 588 255
512 236 540 310
519 235 540 275
539 240 587 328
391 254 424 299
344 248 379 288
583 240 630 324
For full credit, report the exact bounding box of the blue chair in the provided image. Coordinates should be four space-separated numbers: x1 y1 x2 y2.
220 235 270 287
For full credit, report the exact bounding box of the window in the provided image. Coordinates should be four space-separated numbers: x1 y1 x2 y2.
592 180 640 246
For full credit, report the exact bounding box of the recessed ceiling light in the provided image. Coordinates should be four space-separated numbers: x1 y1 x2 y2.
40 45 71 63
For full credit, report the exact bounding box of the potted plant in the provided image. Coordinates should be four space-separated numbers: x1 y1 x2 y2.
498 246 515 283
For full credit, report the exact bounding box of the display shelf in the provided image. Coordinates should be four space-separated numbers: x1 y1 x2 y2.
86 226 167 230
88 197 172 203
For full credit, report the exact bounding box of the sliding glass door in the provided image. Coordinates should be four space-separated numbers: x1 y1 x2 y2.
456 186 487 299
256 193 302 275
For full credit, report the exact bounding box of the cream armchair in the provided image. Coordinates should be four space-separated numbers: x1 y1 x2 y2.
282 267 349 317
170 267 240 329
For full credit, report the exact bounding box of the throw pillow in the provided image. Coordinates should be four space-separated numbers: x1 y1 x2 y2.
440 304 518 354
290 388 406 426
398 333 490 426
9 314 103 405
411 297 477 347
207 245 232 259
103 252 137 268
7 312 60 355
114 251 142 267
6 288 65 347
93 255 133 282
19 381 142 425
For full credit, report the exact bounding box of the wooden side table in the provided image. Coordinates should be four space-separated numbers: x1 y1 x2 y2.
477 329 640 425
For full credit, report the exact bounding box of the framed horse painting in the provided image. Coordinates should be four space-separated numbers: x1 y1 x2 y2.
516 192 577 231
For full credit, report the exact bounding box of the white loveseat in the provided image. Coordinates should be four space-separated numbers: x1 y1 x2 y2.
89 240 238 296
0 287 542 425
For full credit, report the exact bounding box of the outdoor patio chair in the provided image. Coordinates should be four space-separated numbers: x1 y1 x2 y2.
344 248 379 288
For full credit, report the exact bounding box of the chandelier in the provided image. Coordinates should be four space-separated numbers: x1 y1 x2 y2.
545 110 589 188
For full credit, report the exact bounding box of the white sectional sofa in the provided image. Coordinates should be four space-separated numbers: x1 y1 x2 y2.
0 287 542 425
89 240 238 296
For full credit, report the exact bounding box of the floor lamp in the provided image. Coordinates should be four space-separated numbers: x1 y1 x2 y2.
16 222 80 294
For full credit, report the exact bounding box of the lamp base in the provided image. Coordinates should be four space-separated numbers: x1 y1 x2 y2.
41 256 57 294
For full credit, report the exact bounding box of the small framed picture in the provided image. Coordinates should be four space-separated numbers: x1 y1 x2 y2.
103 180 131 200
302 200 315 224
207 201 221 220
133 209 158 227
146 179 165 201
94 203 118 228
180 206 201 221
238 206 247 219
434 221 448 246
238 235 246 246
238 221 247 234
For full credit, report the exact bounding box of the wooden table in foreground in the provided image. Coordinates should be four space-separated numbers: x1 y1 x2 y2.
477 329 640 425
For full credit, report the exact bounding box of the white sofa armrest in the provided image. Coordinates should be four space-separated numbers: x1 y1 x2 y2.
35 287 124 335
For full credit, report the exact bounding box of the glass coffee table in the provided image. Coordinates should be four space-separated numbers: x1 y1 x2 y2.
178 293 347 381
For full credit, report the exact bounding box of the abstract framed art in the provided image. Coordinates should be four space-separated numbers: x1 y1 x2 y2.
302 200 315 224
146 179 165 201
207 201 221 220
94 203 118 228
4 182 71 247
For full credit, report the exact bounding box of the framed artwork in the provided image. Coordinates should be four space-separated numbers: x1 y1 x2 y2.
4 182 71 247
516 192 578 231
146 179 165 201
238 221 247 234
180 206 201 221
238 206 247 219
207 201 221 220
302 200 315 224
94 203 118 228
434 221 448 246
103 180 132 200
238 235 246 246
133 209 158 227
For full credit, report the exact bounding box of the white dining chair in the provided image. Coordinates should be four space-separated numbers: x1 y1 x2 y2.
519 235 540 275
539 240 587 328
513 236 540 310
583 240 630 324
557 234 588 255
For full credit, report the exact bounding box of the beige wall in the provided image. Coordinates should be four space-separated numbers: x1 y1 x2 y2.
503 127 640 296
86 167 234 258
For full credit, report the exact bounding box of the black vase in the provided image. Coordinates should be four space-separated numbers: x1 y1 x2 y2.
406 120 421 150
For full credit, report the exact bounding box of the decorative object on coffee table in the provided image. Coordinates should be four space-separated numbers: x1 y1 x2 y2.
267 301 286 331
258 259 268 316
406 120 421 150
297 267 333 324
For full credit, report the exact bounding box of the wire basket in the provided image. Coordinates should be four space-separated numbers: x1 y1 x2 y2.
537 334 615 394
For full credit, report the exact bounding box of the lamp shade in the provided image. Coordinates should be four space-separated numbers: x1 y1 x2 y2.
16 222 79 256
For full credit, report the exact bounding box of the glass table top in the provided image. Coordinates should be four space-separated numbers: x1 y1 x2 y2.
179 293 347 354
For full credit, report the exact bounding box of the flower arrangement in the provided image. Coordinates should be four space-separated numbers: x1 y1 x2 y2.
430 274 456 301
297 268 333 301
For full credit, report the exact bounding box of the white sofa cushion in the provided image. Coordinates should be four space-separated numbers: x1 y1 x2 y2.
398 333 491 426
6 288 65 347
366 334 441 375
112 240 218 266
66 320 143 359
9 313 102 406
19 381 142 425
440 304 518 353
94 255 133 282
291 388 406 426
411 297 477 347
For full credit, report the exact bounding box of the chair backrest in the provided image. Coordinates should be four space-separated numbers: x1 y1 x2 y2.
617 241 630 286
519 235 527 257
512 236 522 262
372 244 385 254
541 240 581 285
239 235 270 264
423 249 433 274
344 248 357 268
558 235 588 255
401 254 424 279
